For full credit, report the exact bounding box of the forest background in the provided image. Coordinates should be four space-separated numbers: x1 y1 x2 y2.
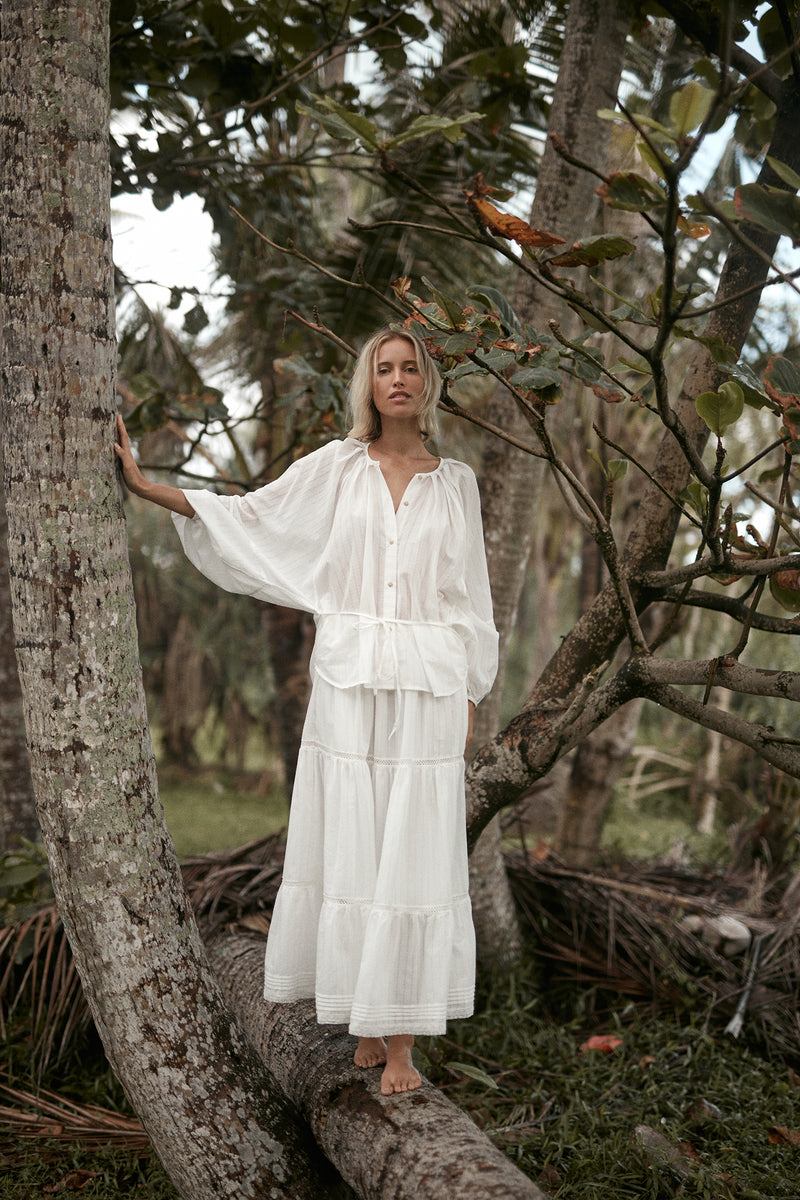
3 0 800 1198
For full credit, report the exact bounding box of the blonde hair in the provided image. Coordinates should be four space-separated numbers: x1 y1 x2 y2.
348 327 441 441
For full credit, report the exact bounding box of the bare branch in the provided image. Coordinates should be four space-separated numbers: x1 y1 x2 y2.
651 586 800 635
631 655 800 700
639 551 800 588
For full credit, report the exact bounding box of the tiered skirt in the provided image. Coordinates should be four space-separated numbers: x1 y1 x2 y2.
263 675 475 1035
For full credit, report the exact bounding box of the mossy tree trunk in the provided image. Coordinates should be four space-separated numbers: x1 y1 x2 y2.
0 2 329 1195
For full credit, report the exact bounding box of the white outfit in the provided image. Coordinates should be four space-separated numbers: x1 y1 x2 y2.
173 437 498 1035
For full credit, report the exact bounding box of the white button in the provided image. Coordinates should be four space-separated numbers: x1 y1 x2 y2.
403 501 409 506
389 538 395 545
387 581 393 587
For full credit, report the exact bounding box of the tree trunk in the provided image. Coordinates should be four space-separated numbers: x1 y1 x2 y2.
209 935 552 1200
0 408 38 851
160 611 209 763
554 698 645 866
0 3 329 1195
470 0 634 961
262 603 314 791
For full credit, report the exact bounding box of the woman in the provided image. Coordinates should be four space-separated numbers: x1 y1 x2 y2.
115 327 498 1095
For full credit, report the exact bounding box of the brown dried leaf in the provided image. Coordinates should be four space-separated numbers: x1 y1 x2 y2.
677 214 711 238
468 196 566 247
768 1125 800 1145
591 384 625 403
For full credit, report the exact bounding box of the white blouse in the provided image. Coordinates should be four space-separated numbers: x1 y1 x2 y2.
172 438 498 704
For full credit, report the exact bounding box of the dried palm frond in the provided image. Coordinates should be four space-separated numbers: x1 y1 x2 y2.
506 849 800 1057
0 834 287 1078
0 904 93 1073
0 1078 149 1153
181 832 284 934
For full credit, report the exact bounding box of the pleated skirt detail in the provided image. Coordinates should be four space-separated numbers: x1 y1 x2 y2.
263 676 475 1036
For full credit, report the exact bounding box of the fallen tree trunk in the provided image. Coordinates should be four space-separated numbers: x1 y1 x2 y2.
208 934 551 1200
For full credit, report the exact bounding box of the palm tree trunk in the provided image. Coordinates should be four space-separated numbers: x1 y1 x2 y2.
0 407 38 850
0 3 328 1194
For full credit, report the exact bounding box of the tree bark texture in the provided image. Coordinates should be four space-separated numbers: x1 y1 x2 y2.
468 0 634 954
0 408 38 851
209 935 552 1200
554 698 645 866
0 3 329 1195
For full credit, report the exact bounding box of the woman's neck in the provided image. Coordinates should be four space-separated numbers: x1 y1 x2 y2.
371 419 431 460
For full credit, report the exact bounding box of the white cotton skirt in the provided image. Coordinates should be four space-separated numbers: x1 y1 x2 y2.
263 676 475 1036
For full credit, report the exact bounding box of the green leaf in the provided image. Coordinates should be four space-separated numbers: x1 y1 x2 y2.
476 348 518 371
296 99 380 148
637 137 669 179
384 112 483 149
591 278 655 326
597 172 667 214
607 458 629 482
673 327 737 365
421 276 466 329
766 156 800 191
447 1061 499 1090
510 365 562 390
466 286 521 335
0 860 45 891
587 448 606 476
669 81 715 136
734 183 800 240
549 234 636 268
617 357 653 377
696 382 744 435
681 480 708 518
720 359 769 408
432 330 481 357
566 301 612 333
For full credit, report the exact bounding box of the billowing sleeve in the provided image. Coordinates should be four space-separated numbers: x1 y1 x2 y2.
459 468 499 706
171 440 344 613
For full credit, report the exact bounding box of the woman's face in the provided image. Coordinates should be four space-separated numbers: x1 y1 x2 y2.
371 337 425 424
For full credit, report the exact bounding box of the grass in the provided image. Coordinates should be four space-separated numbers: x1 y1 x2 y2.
599 792 729 863
157 764 288 858
417 965 800 1200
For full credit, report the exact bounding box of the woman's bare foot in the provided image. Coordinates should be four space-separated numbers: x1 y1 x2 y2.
381 1035 422 1095
354 1036 387 1068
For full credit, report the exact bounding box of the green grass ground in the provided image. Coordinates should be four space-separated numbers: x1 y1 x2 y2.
157 765 288 858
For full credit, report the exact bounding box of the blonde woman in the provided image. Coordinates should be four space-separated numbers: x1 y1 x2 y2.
115 327 498 1095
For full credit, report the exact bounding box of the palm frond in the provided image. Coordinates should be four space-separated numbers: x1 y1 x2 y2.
0 1079 149 1152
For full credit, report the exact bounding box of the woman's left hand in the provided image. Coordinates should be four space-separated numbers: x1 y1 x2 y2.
465 701 475 753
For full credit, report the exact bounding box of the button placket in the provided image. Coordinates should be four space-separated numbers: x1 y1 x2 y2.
383 507 398 620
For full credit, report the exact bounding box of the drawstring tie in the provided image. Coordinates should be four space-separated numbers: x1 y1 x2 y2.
356 616 404 739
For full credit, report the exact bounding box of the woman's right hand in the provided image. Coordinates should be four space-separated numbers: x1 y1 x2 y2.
113 414 196 517
114 414 149 497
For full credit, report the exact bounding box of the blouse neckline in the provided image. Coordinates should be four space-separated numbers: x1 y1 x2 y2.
358 438 444 478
